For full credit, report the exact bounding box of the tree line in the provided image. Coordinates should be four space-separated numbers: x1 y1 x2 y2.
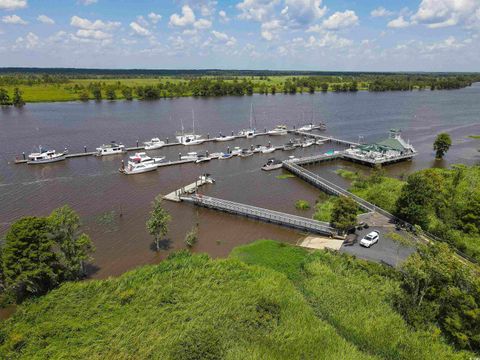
0 87 25 107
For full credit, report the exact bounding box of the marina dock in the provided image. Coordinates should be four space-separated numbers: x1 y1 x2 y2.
163 175 215 202
289 130 360 147
180 194 336 236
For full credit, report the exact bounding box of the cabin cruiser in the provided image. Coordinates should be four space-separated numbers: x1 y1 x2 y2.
316 139 327 145
96 142 126 156
219 152 234 160
239 149 253 158
120 153 164 175
252 145 267 153
238 129 256 138
129 152 164 164
298 123 316 132
268 125 288 136
27 147 67 165
176 134 205 146
215 133 235 142
302 139 315 148
195 154 212 163
262 146 275 154
180 152 198 161
230 147 243 156
262 158 283 171
283 141 296 151
144 137 165 150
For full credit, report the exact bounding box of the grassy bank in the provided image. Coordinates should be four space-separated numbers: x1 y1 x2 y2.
1 240 472 359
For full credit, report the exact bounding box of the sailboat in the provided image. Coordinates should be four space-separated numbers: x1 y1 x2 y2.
176 110 205 145
238 103 257 138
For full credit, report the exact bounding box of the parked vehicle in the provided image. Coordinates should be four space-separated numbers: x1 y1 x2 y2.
360 231 380 248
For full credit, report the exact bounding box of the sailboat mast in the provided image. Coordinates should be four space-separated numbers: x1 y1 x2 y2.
192 109 195 135
249 103 253 129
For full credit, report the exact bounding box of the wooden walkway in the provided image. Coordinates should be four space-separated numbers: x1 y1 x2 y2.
180 194 336 236
164 175 215 202
289 130 360 147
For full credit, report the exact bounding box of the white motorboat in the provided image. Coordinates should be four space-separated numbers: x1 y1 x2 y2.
129 152 164 164
144 137 165 150
261 147 276 154
180 152 198 161
219 152 234 160
121 161 157 175
239 149 253 158
177 110 205 145
302 139 315 148
230 147 243 156
268 125 288 136
209 152 223 159
215 133 235 142
27 147 67 165
195 154 212 163
262 158 283 171
316 139 327 145
96 142 126 156
283 141 296 151
298 123 315 132
252 145 267 153
239 103 257 138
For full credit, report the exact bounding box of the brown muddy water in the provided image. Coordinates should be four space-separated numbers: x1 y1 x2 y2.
1 86 479 280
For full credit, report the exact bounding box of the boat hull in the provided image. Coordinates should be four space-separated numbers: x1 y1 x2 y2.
121 166 158 175
27 155 66 165
262 164 283 171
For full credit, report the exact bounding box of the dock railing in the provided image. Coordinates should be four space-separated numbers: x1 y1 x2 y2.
181 194 336 236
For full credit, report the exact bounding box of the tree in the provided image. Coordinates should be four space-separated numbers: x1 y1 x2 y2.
146 197 171 251
91 86 102 101
105 86 116 100
2 217 60 302
0 88 10 105
48 206 95 279
330 196 358 234
79 90 89 102
122 87 133 100
184 226 198 248
433 133 452 159
12 88 25 107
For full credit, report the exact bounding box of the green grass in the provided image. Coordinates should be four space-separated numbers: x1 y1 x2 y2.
313 196 336 222
295 200 310 210
468 135 480 139
231 240 471 360
275 174 295 180
350 177 405 213
0 250 373 360
335 169 361 181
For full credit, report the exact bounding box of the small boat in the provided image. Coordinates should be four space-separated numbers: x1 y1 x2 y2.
316 139 327 145
239 149 253 158
215 133 235 142
288 155 299 162
209 152 223 159
27 147 67 165
292 139 303 148
180 152 198 161
324 150 335 156
120 161 158 175
144 137 165 150
302 139 315 148
238 129 256 138
96 142 126 156
298 123 315 132
176 110 205 145
252 145 267 153
219 152 234 160
230 147 243 156
268 125 288 136
283 141 296 151
262 147 276 154
261 158 283 171
195 154 212 163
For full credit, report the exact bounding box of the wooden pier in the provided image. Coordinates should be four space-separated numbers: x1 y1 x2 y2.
180 194 336 236
163 175 215 202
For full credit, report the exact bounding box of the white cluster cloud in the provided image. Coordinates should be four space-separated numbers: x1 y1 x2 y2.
322 10 358 30
130 21 151 36
2 14 27 25
371 7 393 18
261 19 282 40
237 0 279 22
169 5 196 27
388 16 410 29
211 30 236 46
218 10 229 23
79 0 97 5
148 12 162 24
70 15 120 41
14 32 39 49
281 0 327 26
194 18 212 30
37 14 54 25
0 0 26 11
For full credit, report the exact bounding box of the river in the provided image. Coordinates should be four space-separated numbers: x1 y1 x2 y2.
1 85 479 279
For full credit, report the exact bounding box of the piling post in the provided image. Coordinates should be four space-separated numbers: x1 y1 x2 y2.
179 153 182 160
264 128 267 133
231 131 234 136
227 146 230 154
166 137 169 144
22 152 26 160
207 133 210 139
84 146 87 153
293 125 296 130
136 140 139 147
268 141 271 147
206 150 209 157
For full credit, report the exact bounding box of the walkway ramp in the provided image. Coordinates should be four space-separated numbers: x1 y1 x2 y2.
181 194 336 236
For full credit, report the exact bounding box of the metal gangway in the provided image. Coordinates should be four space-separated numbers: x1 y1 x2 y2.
180 194 336 236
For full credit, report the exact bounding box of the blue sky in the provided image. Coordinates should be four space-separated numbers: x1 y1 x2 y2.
0 0 479 71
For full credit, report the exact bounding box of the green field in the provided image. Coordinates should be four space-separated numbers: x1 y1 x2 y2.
1 240 472 359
